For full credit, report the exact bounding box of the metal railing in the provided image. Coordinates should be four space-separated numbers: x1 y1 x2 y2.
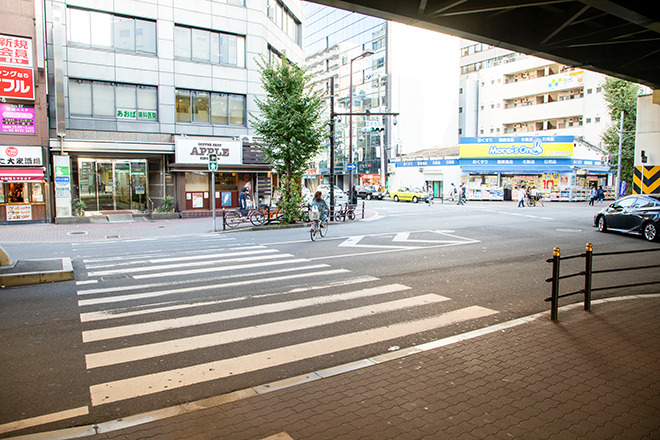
545 243 660 320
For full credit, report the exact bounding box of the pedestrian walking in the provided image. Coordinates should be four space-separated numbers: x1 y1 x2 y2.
458 183 466 205
239 187 249 216
450 183 458 202
597 186 605 203
589 186 597 206
517 186 526 208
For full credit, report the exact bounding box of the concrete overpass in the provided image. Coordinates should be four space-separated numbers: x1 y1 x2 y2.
308 0 660 89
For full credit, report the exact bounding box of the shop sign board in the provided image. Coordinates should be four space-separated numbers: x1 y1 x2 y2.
0 65 34 100
175 138 242 165
7 204 32 221
548 70 583 90
0 35 33 67
1 103 35 134
459 136 574 158
0 145 42 165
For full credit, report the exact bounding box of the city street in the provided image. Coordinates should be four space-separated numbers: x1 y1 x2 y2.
1 200 658 438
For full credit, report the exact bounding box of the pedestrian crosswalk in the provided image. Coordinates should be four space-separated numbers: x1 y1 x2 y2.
73 234 498 409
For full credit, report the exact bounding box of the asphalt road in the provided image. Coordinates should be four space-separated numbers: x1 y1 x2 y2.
1 200 658 438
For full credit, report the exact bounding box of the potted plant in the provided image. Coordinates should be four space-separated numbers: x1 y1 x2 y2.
74 200 87 217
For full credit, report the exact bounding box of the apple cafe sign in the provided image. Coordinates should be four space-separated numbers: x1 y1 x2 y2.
175 138 242 165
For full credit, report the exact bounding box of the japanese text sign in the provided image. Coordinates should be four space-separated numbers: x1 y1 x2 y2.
1 103 35 134
1 66 34 100
0 35 33 67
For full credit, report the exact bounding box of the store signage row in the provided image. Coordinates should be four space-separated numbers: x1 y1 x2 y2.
0 65 34 100
0 34 33 66
0 145 42 166
394 158 605 167
1 103 35 134
459 136 574 158
175 138 242 165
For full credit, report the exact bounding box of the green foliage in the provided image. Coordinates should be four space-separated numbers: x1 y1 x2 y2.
74 200 86 216
157 195 175 213
277 179 305 224
600 78 641 194
251 54 326 222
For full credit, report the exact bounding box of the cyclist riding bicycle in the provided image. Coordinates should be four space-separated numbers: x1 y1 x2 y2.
310 190 329 225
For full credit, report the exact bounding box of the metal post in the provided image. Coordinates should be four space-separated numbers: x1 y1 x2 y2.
584 243 593 311
211 171 216 232
329 76 335 222
551 247 561 321
616 110 624 200
222 208 226 231
361 201 365 219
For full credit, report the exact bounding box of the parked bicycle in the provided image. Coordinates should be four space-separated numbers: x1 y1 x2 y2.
334 203 356 222
223 207 266 229
309 207 329 241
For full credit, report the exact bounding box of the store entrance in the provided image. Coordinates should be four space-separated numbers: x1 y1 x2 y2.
79 159 147 211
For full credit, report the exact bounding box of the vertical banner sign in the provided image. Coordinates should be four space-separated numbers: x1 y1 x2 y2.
53 155 72 217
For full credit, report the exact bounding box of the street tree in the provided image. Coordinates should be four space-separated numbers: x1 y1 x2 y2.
600 77 641 194
251 54 326 223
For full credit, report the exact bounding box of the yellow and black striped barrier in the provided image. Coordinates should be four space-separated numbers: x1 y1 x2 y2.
633 165 660 194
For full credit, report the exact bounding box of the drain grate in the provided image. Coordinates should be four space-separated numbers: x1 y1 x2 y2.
67 231 88 235
105 235 120 239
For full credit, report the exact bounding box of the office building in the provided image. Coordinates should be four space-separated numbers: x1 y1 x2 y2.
45 0 304 220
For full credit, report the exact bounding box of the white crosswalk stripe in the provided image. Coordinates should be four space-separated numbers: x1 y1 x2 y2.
75 239 498 408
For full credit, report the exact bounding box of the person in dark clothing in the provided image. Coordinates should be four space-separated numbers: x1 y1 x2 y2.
238 187 249 216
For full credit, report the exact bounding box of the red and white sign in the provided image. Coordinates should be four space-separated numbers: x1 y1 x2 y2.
0 35 33 67
0 66 34 100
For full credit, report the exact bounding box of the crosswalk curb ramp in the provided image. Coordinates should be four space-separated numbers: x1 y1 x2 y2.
0 258 74 287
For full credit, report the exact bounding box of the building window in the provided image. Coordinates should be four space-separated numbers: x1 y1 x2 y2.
67 8 156 54
267 0 302 46
459 87 463 94
480 105 484 110
69 80 158 120
496 128 500 133
595 117 601 123
175 26 245 68
596 87 602 93
458 128 462 135
480 129 484 134
459 107 463 113
587 88 592 94
176 89 245 126
586 118 591 123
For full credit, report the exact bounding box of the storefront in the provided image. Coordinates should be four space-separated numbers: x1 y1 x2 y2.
170 137 274 216
460 136 612 201
0 146 48 223
390 136 612 201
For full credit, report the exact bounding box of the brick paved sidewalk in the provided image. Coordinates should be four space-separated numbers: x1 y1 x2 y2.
22 294 660 440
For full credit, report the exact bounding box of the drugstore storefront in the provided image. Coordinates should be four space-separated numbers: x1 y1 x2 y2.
460 136 612 201
0 146 49 223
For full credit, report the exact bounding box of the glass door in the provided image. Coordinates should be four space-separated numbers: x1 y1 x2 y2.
97 161 114 211
131 161 147 211
79 160 98 211
114 161 131 210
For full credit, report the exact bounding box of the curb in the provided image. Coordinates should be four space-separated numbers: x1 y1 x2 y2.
0 258 74 287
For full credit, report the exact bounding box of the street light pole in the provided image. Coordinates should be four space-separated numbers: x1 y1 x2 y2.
616 110 624 200
349 49 374 199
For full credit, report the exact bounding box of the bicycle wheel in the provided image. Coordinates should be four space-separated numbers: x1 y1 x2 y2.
224 210 242 229
249 210 265 226
310 222 317 241
319 221 328 237
347 210 355 221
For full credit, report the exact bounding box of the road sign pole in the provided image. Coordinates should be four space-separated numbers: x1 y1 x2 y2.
209 154 218 232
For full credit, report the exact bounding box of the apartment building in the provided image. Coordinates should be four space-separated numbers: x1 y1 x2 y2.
46 0 304 220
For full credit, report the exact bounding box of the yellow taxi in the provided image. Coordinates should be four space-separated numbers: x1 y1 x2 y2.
390 186 432 203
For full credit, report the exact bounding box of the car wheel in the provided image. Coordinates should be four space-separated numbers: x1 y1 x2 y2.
643 222 658 242
393 195 399 202
597 216 608 232
412 196 418 203
367 194 372 200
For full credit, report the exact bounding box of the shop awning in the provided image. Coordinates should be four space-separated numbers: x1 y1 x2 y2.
461 165 574 174
0 167 45 182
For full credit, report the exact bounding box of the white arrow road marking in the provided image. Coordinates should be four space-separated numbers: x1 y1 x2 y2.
90 305 498 406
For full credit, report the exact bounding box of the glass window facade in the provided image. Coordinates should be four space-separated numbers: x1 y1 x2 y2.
69 80 158 120
175 89 245 126
67 8 156 54
175 25 245 68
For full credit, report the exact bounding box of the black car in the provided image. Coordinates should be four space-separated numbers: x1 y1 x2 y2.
355 185 384 200
593 194 660 242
